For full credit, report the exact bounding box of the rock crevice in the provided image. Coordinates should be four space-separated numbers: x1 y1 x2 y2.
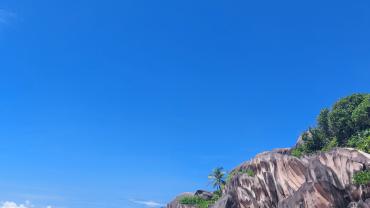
168 148 370 208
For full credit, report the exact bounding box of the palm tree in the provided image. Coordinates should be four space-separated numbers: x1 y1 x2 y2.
208 167 226 192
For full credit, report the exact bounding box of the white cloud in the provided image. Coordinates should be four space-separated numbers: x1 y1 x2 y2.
1 201 51 208
1 201 29 208
130 199 164 208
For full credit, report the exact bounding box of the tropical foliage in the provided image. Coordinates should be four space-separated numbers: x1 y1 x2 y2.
291 93 370 156
208 167 226 192
347 129 370 153
179 167 226 208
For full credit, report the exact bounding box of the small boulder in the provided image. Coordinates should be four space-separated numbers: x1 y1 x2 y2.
195 190 213 200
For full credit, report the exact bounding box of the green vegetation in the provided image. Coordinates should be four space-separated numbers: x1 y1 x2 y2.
180 196 201 205
321 138 339 152
291 93 370 156
226 168 255 182
246 169 255 177
180 94 370 206
179 191 222 208
183 94 370 207
226 170 236 182
179 196 210 208
353 170 370 185
179 167 225 208
348 130 370 153
291 145 305 157
212 190 222 198
208 167 226 192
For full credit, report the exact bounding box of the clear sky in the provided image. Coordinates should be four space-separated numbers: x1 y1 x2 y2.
0 0 369 208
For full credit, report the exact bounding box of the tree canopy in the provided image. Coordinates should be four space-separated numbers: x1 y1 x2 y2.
292 93 370 156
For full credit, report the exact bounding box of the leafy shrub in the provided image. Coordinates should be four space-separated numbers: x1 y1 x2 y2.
353 170 370 185
322 138 338 152
211 191 221 202
226 168 255 183
212 190 222 199
347 130 370 153
352 95 370 131
246 169 255 177
291 146 305 158
179 195 220 208
180 196 200 205
302 128 326 153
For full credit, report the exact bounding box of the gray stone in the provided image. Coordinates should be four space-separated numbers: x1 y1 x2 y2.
219 148 370 208
210 194 237 208
195 190 213 200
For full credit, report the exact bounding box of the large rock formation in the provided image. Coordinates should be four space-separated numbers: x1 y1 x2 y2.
168 148 370 208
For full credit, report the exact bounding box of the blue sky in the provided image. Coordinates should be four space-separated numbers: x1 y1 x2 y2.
0 0 370 208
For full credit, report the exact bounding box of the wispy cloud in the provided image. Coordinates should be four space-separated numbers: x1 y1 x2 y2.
130 199 165 208
0 9 16 24
1 201 30 208
0 201 52 208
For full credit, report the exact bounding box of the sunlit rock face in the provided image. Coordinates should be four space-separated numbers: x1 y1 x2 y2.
167 148 370 208
221 148 370 208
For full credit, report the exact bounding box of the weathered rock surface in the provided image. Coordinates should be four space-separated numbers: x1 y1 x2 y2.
210 194 237 208
195 190 214 200
222 148 370 208
168 148 370 208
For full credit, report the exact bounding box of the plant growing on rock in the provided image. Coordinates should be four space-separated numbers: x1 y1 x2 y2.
246 169 255 177
226 168 255 182
179 193 221 208
353 170 370 185
291 146 305 158
179 196 210 208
